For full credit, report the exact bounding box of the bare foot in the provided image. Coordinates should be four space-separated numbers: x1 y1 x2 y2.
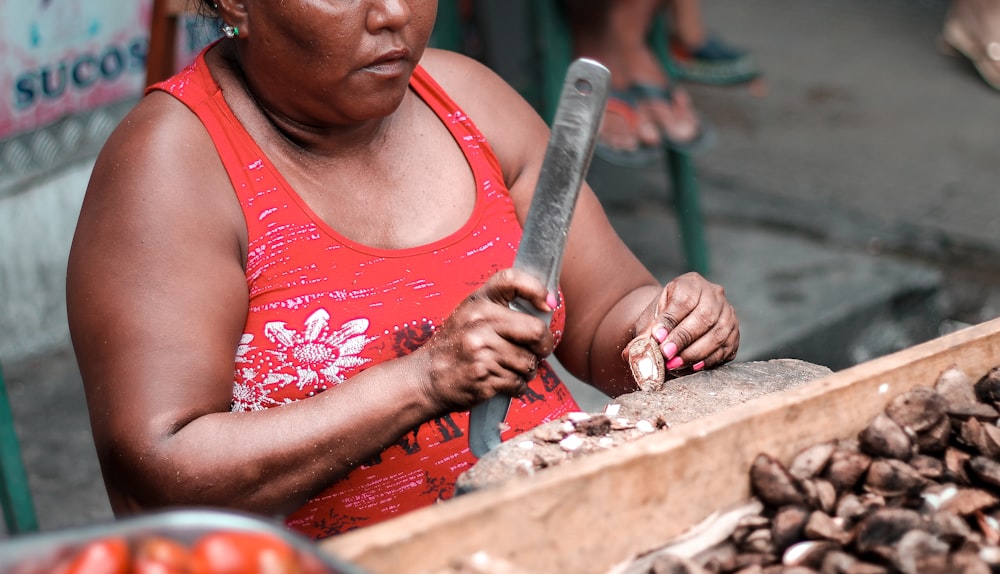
601 97 641 152
571 43 644 153
622 44 702 147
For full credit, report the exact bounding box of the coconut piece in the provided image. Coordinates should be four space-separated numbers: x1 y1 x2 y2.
742 527 775 555
853 508 926 562
974 366 1000 406
948 401 1000 421
802 478 838 514
976 511 1000 546
908 454 945 481
750 453 807 507
892 529 950 574
771 505 810 552
927 509 973 547
885 386 948 433
789 441 836 480
937 366 1000 420
625 334 665 392
942 487 999 517
960 417 1000 459
646 553 708 574
914 414 952 455
572 413 611 437
782 540 836 569
945 447 973 485
532 423 565 443
864 459 928 498
805 510 852 546
732 514 771 547
858 413 915 461
719 551 777 573
967 456 1000 490
947 549 993 574
819 550 865 574
824 446 872 493
835 493 881 524
935 365 976 400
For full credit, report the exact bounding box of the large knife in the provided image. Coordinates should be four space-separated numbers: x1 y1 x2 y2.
467 58 610 458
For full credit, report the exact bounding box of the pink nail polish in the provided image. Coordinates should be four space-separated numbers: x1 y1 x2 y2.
693 361 705 371
546 292 559 309
660 341 677 360
667 356 684 370
654 326 669 343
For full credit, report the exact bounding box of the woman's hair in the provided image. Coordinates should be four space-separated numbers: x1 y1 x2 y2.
194 0 219 17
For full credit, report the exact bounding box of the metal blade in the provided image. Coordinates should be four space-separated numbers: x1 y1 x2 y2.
467 58 609 458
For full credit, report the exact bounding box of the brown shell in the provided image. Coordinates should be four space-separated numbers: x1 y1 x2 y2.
625 334 666 392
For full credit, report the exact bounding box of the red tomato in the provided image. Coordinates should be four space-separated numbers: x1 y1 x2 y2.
133 535 194 574
64 537 130 574
190 531 301 574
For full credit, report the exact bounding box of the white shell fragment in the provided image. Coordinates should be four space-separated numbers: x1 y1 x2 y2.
636 419 656 434
559 434 584 451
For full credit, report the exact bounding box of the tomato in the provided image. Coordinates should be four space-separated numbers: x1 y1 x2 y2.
133 535 194 574
190 531 302 574
64 537 130 574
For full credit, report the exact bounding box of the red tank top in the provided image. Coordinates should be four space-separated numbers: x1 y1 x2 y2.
150 50 581 538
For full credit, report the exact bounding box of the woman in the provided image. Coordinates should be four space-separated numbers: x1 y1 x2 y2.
66 0 739 538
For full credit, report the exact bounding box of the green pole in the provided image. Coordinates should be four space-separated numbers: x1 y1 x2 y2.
0 362 38 534
431 0 464 52
667 150 710 276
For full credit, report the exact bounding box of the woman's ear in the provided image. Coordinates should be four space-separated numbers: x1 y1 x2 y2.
215 0 249 38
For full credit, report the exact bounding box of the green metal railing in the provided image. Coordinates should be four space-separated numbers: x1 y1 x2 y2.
0 362 38 535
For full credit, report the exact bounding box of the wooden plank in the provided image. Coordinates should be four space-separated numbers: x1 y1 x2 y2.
321 318 1000 573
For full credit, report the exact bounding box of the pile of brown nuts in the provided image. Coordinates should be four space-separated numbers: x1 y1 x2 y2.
681 364 1000 574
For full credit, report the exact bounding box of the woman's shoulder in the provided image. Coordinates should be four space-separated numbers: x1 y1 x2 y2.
99 91 217 185
416 49 550 196
417 49 536 125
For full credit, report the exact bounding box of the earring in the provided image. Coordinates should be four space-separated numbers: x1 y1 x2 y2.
222 24 240 39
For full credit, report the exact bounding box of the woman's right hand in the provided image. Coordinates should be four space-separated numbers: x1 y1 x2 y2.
414 268 556 413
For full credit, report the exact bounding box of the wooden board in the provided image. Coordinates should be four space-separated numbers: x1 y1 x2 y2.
321 317 1000 573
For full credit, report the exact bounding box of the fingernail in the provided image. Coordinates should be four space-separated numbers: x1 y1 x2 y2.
546 292 559 309
667 356 684 370
654 326 669 343
660 341 677 360
693 361 705 371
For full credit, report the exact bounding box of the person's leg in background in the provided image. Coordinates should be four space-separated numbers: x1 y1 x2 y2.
566 0 706 165
665 0 761 85
941 0 1000 92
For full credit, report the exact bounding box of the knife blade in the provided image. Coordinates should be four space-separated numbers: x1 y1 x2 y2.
467 58 610 458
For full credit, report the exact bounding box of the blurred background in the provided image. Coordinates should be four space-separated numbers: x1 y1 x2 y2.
1 0 998 537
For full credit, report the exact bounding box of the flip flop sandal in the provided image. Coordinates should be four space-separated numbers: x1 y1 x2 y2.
667 36 762 86
593 91 662 168
628 83 716 155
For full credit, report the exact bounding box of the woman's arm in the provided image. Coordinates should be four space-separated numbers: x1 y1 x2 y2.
67 90 552 516
422 49 739 397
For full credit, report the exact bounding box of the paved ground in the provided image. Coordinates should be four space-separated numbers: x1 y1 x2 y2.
4 0 1000 540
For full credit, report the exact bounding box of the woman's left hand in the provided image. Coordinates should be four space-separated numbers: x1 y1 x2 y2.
632 272 740 376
